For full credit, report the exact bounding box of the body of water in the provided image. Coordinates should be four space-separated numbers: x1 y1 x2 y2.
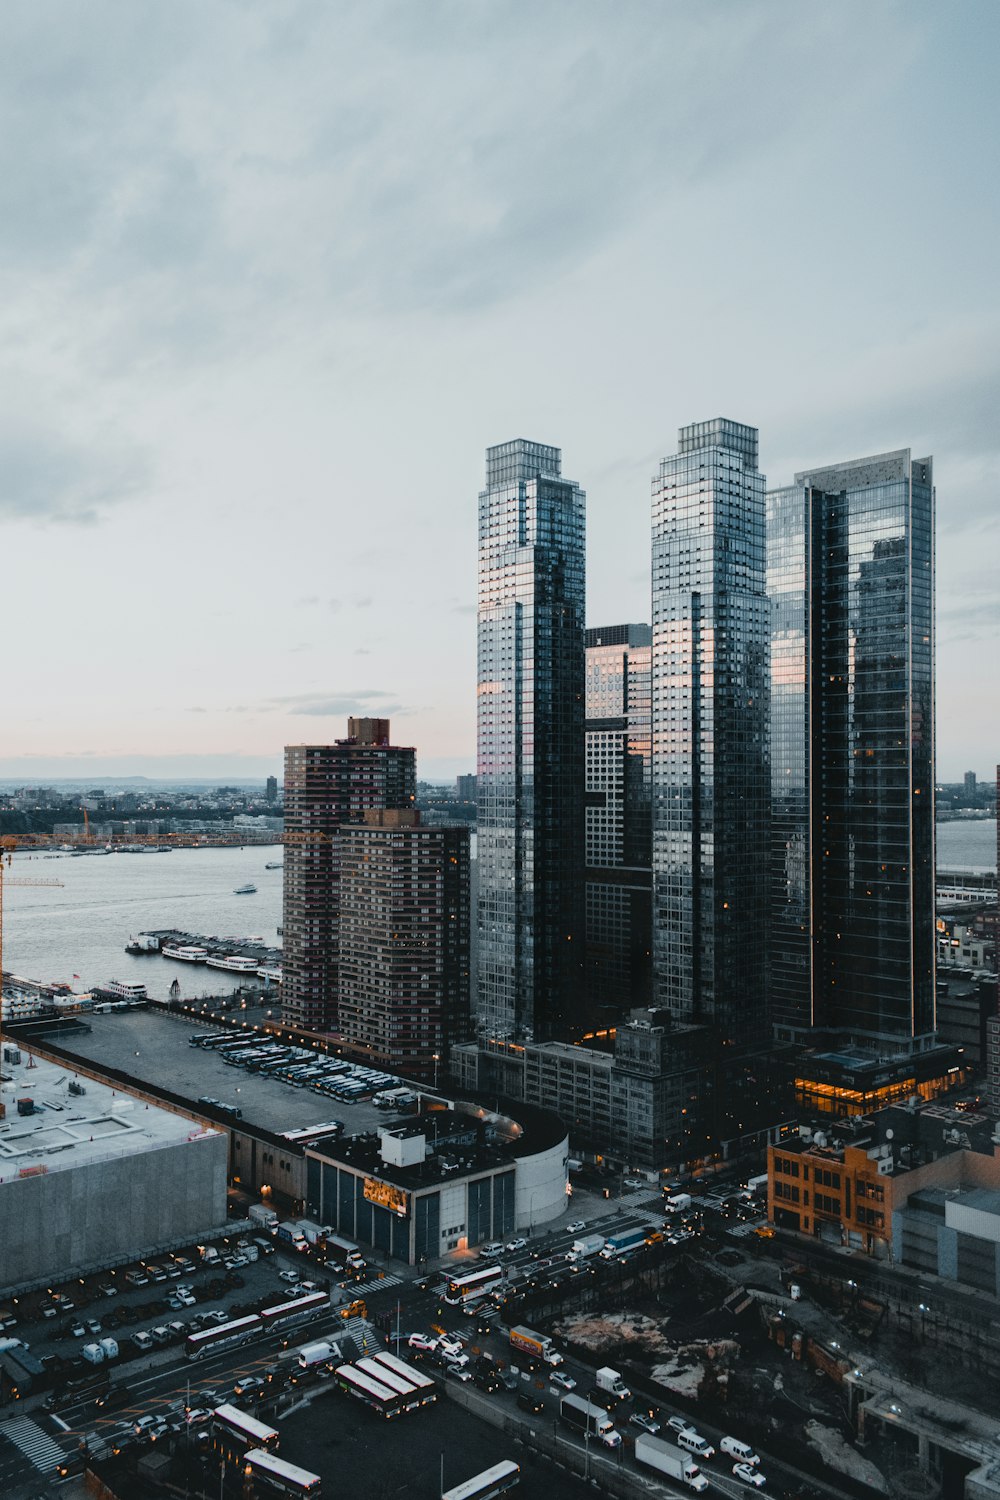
4 845 282 999
935 818 997 873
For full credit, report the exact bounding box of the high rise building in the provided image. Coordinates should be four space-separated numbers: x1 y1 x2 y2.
585 624 652 1020
282 718 416 1033
651 419 770 1050
338 809 471 1080
964 770 978 796
265 774 278 803
476 438 586 1041
768 449 935 1059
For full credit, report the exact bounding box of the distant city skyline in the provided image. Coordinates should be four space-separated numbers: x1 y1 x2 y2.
2 5 997 781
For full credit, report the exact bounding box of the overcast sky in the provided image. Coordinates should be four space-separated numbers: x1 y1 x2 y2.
2 0 997 784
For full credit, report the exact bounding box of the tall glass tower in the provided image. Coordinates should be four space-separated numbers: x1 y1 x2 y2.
651 419 770 1050
768 450 935 1052
585 623 652 1020
476 439 586 1041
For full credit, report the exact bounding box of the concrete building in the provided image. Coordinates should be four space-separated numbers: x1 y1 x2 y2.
476 438 586 1042
337 810 471 1080
0 1048 227 1289
265 774 278 803
584 624 652 1023
282 718 416 1033
767 1100 1000 1266
304 1099 568 1263
452 1008 709 1171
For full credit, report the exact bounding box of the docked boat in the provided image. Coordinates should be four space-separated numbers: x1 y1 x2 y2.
105 980 148 1002
161 945 208 963
125 934 160 955
234 883 257 895
205 954 261 973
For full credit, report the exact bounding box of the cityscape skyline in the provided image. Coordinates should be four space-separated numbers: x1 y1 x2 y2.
1 4 998 783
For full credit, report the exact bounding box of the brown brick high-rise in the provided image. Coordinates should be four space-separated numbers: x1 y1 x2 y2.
281 719 415 1033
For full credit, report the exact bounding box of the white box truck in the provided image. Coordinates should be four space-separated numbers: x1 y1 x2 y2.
567 1233 605 1261
665 1193 692 1215
595 1366 631 1400
635 1434 709 1490
248 1203 279 1230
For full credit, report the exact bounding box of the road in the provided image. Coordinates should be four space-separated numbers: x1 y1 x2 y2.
2 1210 854 1498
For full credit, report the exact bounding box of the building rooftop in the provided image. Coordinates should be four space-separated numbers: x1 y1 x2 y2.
0 1048 219 1179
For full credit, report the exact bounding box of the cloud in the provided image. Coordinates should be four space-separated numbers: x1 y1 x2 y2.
0 416 147 524
265 689 402 717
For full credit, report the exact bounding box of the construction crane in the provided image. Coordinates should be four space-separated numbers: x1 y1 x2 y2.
0 837 65 1107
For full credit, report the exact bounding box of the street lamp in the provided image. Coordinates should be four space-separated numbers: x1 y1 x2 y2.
432 1053 440 1090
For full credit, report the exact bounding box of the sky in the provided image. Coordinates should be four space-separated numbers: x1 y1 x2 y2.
2 0 998 784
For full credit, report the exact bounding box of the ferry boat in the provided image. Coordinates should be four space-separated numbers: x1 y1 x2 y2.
257 966 283 984
234 883 257 895
205 954 261 973
161 945 209 963
105 980 148 1002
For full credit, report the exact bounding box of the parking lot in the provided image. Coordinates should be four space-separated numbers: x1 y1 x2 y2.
50 1009 405 1135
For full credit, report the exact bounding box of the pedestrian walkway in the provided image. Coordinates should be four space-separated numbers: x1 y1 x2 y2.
350 1272 403 1298
1 1417 67 1473
340 1317 380 1357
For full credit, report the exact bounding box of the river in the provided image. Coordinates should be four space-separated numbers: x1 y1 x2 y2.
4 845 282 998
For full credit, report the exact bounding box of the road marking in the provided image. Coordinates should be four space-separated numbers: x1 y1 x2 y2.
1 1418 68 1473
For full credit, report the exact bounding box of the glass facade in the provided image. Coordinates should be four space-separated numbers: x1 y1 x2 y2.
476 439 586 1040
584 624 652 1019
651 419 770 1049
768 450 935 1050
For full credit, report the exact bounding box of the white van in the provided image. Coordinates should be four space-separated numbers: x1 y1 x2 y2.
720 1437 759 1466
677 1429 716 1461
479 1242 504 1259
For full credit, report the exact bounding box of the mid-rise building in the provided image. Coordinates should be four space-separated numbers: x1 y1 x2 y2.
650 419 770 1050
456 774 477 802
585 624 652 1022
767 450 935 1063
282 719 416 1033
338 809 471 1080
476 438 586 1041
265 774 278 803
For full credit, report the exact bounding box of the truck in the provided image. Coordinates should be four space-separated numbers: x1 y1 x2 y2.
664 1193 692 1215
595 1366 631 1400
81 1343 106 1365
198 1244 221 1264
248 1202 279 1229
509 1326 564 1366
295 1219 333 1247
567 1233 605 1262
1 1347 47 1397
276 1221 308 1251
99 1337 119 1361
635 1434 709 1491
323 1233 365 1270
297 1339 341 1370
559 1393 622 1448
600 1227 649 1259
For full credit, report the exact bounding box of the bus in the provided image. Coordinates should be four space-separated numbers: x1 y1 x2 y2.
260 1291 328 1334
186 1313 261 1361
444 1265 504 1306
244 1448 322 1497
212 1403 280 1454
355 1357 430 1410
334 1364 407 1419
370 1350 436 1401
442 1461 521 1500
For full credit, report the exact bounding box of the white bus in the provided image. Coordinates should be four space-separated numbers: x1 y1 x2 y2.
244 1449 321 1496
444 1264 504 1305
442 1461 520 1500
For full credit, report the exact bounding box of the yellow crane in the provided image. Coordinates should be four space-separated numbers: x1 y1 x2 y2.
0 837 65 1113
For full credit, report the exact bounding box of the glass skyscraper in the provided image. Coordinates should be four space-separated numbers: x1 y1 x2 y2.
651 419 770 1050
476 439 586 1041
585 623 652 1020
768 450 935 1052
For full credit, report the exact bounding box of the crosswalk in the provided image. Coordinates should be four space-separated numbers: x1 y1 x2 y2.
349 1272 403 1298
1 1417 67 1473
340 1316 380 1356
